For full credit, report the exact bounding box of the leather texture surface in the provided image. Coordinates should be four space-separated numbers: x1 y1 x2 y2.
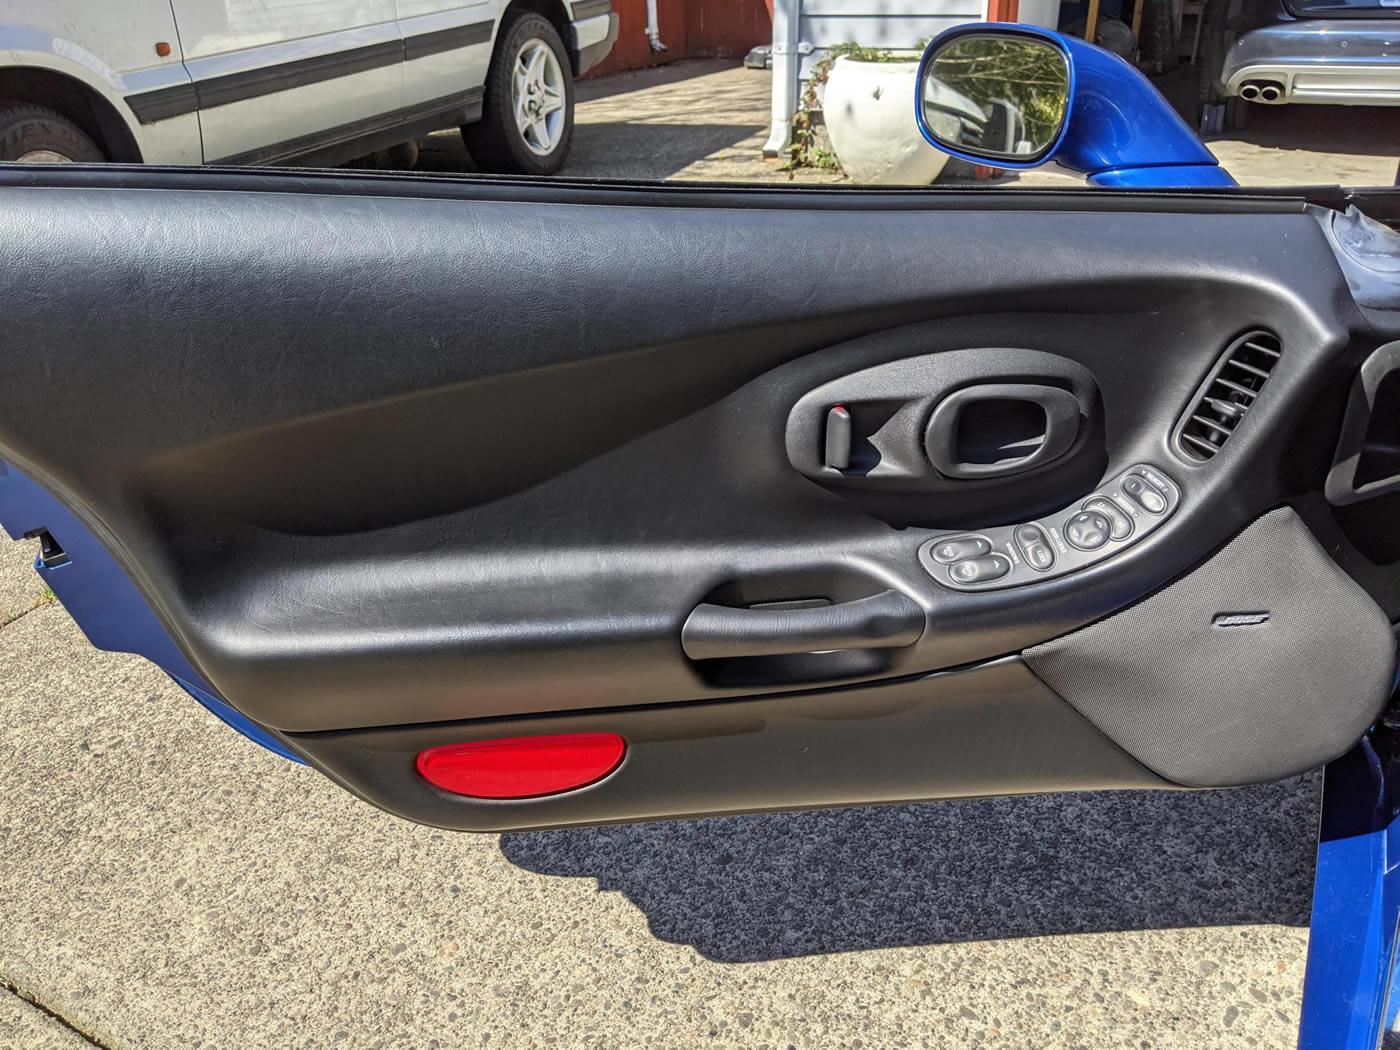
291 658 1168 833
0 175 1371 746
4 168 1400 829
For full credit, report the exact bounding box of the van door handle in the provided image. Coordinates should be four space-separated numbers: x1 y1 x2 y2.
680 590 925 661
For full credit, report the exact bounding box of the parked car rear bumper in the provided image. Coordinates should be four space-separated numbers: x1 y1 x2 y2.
1223 20 1400 103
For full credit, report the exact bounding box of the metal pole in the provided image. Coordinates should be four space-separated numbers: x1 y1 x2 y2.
762 0 799 157
645 0 668 52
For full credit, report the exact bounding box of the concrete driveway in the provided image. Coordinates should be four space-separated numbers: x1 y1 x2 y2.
0 525 1318 1050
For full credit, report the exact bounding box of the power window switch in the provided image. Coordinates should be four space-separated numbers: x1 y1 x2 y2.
948 554 1012 585
931 536 992 563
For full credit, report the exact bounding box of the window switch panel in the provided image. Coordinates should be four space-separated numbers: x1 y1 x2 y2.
917 464 1181 591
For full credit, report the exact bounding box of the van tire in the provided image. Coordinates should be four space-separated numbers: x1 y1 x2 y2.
463 11 575 175
0 103 105 163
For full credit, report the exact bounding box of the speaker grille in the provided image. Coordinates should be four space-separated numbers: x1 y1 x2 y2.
1024 508 1395 787
1174 331 1281 462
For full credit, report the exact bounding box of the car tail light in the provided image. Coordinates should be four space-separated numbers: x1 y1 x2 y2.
415 733 625 799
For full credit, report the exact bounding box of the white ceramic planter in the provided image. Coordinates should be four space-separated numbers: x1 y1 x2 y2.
822 56 949 186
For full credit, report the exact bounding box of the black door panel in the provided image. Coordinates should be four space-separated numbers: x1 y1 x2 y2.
0 170 1395 830
781 347 1103 518
294 657 1166 833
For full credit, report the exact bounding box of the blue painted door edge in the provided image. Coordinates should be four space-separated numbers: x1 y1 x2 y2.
1299 720 1400 1050
0 462 302 762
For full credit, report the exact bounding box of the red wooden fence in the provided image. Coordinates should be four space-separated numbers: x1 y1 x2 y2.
583 0 774 78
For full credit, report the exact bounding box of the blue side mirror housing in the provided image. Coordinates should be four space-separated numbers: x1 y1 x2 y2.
915 23 1237 188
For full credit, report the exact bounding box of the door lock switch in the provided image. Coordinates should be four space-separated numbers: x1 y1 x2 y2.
948 554 1012 584
1064 510 1111 550
931 535 992 563
1013 524 1055 570
1121 473 1167 514
1083 497 1133 540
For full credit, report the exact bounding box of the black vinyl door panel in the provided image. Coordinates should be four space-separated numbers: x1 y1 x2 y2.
1 170 1396 831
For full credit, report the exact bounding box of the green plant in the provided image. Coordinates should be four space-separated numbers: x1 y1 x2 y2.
0 587 56 630
782 42 921 175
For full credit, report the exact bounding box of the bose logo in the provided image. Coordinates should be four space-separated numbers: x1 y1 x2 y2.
1212 612 1271 628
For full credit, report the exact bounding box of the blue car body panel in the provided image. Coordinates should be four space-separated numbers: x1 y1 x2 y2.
1299 729 1400 1050
1087 164 1241 188
0 462 301 762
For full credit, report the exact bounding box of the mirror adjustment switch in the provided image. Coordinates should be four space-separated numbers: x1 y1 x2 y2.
931 535 992 563
1013 524 1055 571
1064 510 1111 550
1121 473 1167 514
1083 497 1132 540
949 554 1012 584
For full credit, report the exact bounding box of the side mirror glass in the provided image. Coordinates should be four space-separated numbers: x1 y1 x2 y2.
919 33 1070 163
913 23 1234 187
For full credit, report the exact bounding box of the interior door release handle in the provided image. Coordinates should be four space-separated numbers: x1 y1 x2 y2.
681 589 925 661
924 383 1082 480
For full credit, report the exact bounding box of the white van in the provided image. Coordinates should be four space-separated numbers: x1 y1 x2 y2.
0 0 617 173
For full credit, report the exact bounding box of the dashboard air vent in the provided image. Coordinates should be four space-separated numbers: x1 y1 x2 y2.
1174 331 1281 462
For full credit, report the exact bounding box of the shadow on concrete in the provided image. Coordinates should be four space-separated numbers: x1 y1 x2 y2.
413 128 481 174
412 121 763 180
576 59 749 105
1212 104 1400 160
565 121 764 179
501 777 1318 963
402 58 768 180
1152 61 1400 159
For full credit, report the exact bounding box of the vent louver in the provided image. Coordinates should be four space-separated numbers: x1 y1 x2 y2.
1174 331 1281 462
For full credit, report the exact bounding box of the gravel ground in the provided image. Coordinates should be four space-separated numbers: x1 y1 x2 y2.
0 988 91 1050
0 533 41 628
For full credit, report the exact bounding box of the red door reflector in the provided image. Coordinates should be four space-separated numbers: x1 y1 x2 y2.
415 733 625 799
